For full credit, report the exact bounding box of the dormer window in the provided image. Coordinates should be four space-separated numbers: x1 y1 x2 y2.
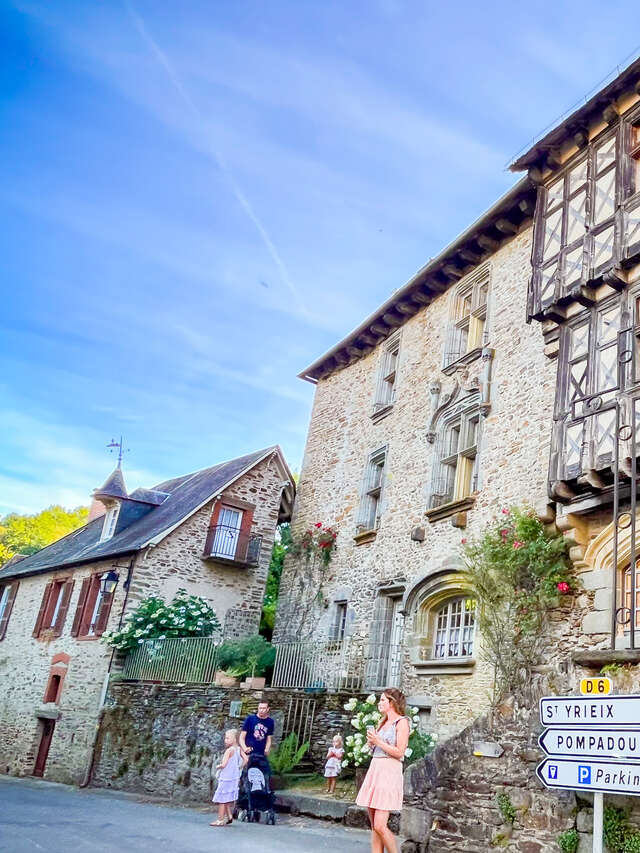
100 504 120 542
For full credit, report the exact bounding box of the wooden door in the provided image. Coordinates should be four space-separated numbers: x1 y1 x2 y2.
33 718 55 777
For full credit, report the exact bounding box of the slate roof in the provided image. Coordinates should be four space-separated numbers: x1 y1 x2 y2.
94 466 129 500
0 447 285 581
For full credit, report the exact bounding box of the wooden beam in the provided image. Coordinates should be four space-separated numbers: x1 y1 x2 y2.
477 234 499 252
603 104 619 126
545 150 563 170
425 276 448 294
396 300 418 316
495 217 518 235
459 247 482 264
409 287 432 305
359 332 378 346
382 312 403 327
346 345 363 357
573 129 589 150
518 198 535 217
528 165 545 184
442 263 463 280
370 323 390 337
333 350 349 365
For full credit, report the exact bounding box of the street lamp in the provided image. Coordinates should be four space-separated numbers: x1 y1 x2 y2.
100 571 119 596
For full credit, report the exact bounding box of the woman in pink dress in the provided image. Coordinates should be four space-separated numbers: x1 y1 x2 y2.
355 688 410 853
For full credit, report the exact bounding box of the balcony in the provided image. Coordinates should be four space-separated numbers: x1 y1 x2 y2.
122 636 221 683
204 524 262 567
271 637 403 692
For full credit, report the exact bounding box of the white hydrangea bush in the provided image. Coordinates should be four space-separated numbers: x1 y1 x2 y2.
341 695 436 768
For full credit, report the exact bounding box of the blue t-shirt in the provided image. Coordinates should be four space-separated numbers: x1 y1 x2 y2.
242 714 274 754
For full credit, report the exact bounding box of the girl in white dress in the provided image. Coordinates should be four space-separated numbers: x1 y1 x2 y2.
324 734 345 794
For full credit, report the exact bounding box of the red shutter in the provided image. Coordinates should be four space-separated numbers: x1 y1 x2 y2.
204 502 223 556
94 590 114 637
71 578 91 637
53 580 74 637
237 508 255 562
33 582 53 638
0 582 18 640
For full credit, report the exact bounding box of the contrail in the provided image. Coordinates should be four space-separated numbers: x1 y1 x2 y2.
125 2 309 317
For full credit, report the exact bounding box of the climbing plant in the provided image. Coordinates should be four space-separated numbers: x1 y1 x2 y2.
463 506 575 699
275 522 338 640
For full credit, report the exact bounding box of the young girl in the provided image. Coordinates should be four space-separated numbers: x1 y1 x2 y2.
324 734 344 794
210 729 243 827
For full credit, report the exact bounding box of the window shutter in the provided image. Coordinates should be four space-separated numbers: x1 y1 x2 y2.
204 502 223 556
33 582 53 638
94 590 114 637
53 580 74 637
237 507 255 563
71 578 91 637
0 582 18 640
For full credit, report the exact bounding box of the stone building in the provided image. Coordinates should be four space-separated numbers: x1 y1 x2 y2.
274 57 640 749
0 446 294 784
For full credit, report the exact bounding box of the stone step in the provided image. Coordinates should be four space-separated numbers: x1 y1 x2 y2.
274 789 399 833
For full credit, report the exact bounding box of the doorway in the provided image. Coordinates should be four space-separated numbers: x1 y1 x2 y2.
33 718 55 777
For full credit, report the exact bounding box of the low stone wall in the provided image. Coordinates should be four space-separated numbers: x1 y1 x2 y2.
91 683 365 804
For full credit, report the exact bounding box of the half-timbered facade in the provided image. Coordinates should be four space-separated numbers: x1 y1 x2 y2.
0 447 294 783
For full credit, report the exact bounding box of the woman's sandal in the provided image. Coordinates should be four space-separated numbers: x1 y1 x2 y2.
209 820 228 826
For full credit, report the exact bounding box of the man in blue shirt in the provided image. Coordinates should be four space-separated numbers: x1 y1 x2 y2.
240 700 274 757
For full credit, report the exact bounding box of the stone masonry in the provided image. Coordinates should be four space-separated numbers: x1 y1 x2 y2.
277 228 559 739
0 454 286 784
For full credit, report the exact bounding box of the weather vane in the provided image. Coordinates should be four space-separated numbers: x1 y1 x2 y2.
106 436 130 468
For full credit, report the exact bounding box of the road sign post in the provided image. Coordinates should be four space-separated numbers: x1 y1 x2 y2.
538 693 640 853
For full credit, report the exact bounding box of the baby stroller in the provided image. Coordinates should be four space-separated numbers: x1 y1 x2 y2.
235 753 276 825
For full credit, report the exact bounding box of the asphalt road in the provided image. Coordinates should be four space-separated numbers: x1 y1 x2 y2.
0 776 369 853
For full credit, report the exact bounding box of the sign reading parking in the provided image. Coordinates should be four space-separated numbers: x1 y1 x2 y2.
539 728 640 761
540 695 640 727
536 758 640 796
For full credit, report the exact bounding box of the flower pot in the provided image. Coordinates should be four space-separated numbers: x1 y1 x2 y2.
240 677 266 690
214 670 239 687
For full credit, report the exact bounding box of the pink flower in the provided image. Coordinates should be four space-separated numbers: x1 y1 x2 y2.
314 522 323 528
557 581 570 594
512 541 524 550
500 529 509 538
461 538 467 544
502 508 510 515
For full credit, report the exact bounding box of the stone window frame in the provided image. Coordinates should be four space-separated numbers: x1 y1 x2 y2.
354 445 388 543
403 567 476 675
0 580 18 641
442 263 491 374
371 332 401 423
425 388 483 526
329 600 348 643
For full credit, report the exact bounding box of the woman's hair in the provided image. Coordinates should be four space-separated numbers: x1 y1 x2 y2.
225 728 239 743
333 734 343 747
381 687 406 719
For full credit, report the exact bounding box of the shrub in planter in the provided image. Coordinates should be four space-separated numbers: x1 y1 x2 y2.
216 635 276 679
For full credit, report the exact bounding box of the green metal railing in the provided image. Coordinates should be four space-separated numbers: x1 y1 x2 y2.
122 636 221 684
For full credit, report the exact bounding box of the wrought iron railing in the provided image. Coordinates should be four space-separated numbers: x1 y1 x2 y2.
122 636 221 683
206 524 262 566
271 637 403 692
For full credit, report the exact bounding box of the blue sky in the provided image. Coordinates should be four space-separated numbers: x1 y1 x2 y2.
1 0 639 514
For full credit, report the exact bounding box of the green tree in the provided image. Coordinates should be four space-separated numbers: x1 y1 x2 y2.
260 523 291 639
0 505 89 566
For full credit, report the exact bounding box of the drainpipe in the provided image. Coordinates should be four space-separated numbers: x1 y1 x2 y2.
79 553 136 788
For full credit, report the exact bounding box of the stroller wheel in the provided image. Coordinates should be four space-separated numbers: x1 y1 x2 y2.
266 812 276 825
238 809 247 822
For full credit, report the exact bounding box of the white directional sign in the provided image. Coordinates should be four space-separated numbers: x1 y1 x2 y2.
537 757 640 796
540 694 640 727
539 728 640 761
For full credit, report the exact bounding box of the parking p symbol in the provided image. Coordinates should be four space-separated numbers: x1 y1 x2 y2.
578 766 591 785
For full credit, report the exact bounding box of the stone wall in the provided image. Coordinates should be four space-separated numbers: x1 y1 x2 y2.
276 228 559 740
92 683 366 802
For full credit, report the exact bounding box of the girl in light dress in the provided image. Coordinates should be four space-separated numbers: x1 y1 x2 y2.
210 728 244 827
355 688 410 853
324 734 345 794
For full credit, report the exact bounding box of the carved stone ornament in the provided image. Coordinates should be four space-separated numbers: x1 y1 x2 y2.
426 381 461 443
